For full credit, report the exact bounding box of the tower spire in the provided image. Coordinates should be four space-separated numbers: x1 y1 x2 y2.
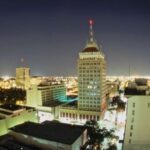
89 19 94 42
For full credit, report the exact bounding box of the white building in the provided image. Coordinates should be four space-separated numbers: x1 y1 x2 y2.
9 121 87 150
27 83 66 122
0 104 38 136
16 67 30 89
27 83 66 107
123 96 150 150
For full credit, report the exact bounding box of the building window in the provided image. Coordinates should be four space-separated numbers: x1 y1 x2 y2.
132 110 135 115
132 102 135 107
66 113 68 118
130 132 132 137
129 139 131 144
130 125 133 130
148 103 150 108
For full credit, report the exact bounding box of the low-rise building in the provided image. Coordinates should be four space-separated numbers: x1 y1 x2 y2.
0 104 38 136
9 120 87 150
27 83 66 107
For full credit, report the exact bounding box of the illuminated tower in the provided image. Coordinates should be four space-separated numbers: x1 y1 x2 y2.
16 59 30 89
78 20 106 112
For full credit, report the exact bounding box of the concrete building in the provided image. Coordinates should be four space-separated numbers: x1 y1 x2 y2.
123 96 150 150
16 67 30 89
78 20 106 113
0 104 38 136
27 83 66 107
27 83 66 122
9 121 87 150
59 20 107 123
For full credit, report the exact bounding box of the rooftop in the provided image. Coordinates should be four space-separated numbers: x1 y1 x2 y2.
0 104 34 111
82 46 99 53
10 121 86 145
0 110 12 115
0 115 6 120
0 134 41 150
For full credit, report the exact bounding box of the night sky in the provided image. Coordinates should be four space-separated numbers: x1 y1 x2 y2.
0 0 150 76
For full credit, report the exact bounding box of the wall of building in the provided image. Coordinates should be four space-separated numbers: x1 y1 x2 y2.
27 84 66 108
0 119 7 135
78 52 106 112
10 131 82 150
0 109 38 136
72 129 87 150
59 107 100 124
123 96 150 150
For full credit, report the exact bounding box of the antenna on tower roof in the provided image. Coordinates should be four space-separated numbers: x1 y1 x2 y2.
20 58 27 67
89 19 94 42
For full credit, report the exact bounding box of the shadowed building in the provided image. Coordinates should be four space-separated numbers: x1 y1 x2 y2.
0 104 38 136
9 121 87 150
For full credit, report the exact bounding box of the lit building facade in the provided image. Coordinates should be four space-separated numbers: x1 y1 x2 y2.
123 96 150 150
27 83 66 107
27 83 66 122
59 20 107 123
16 67 30 89
0 104 38 136
78 20 106 112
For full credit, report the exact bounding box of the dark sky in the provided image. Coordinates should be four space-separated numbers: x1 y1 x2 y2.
0 0 150 76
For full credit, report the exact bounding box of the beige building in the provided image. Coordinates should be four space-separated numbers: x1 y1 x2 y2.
123 96 150 150
27 83 66 107
59 20 107 123
78 21 106 113
16 67 30 89
78 43 106 112
27 83 66 122
0 104 38 136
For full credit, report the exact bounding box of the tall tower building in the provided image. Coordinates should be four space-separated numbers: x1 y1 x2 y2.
16 67 30 89
78 20 106 112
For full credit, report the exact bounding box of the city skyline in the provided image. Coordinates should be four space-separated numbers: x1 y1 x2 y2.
0 0 150 76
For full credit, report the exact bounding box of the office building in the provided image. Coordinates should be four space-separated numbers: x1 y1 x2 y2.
59 20 107 123
27 83 66 107
27 82 66 122
78 20 106 112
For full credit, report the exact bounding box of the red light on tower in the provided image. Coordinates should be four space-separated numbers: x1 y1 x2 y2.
89 19 94 25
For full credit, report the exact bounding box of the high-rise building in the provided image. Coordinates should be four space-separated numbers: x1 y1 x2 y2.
16 67 30 89
78 20 106 112
59 20 107 123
